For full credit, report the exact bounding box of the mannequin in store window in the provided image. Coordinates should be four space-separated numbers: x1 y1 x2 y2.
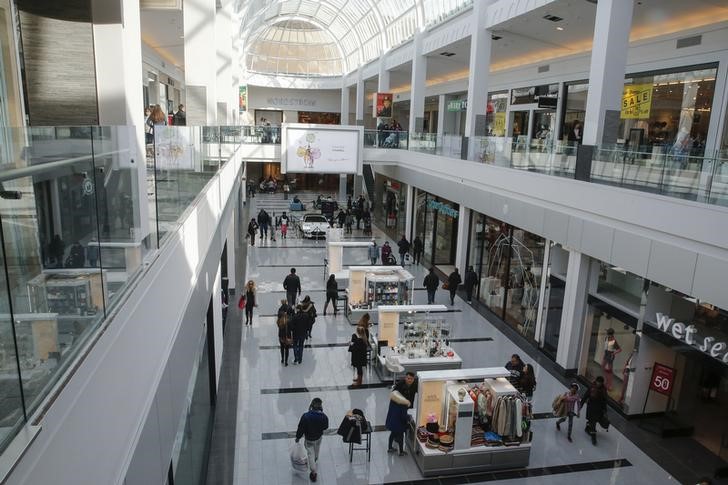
601 328 622 391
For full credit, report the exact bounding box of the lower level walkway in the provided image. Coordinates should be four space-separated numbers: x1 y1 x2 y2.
229 197 678 485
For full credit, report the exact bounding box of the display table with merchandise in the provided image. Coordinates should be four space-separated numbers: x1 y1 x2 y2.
345 266 414 324
407 368 532 476
372 305 462 374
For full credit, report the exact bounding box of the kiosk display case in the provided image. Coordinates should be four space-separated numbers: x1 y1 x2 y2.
374 305 462 373
346 266 414 324
408 368 532 476
27 270 107 316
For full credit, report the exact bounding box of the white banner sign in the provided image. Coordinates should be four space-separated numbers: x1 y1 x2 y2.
282 124 363 174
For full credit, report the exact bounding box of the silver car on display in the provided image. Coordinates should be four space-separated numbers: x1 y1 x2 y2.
299 214 329 239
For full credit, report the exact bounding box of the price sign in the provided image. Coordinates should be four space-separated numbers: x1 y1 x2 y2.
649 363 675 396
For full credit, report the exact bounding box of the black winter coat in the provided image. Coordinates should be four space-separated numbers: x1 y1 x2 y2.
291 312 311 339
423 273 439 291
448 271 462 290
580 385 608 422
349 334 368 367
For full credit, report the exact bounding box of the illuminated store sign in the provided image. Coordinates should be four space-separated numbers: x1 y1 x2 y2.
653 313 728 364
427 200 458 218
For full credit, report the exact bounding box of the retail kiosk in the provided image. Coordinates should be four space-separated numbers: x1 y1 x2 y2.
407 368 532 476
326 240 373 276
346 266 414 324
374 305 462 373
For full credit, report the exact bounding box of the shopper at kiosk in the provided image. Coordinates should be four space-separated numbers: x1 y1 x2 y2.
424 268 439 304
386 372 417 456
505 354 525 381
324 275 339 316
348 327 368 388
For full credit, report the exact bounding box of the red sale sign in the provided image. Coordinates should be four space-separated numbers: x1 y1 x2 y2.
649 363 675 396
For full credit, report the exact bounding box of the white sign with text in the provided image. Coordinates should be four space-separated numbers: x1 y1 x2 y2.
653 313 728 364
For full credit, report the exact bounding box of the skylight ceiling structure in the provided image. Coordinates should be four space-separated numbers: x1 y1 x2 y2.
237 0 474 77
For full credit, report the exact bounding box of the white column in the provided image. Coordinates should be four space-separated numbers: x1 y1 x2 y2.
183 0 217 125
355 69 365 125
340 82 350 125
212 263 223 384
378 58 390 93
404 185 414 242
534 240 551 345
437 94 446 137
555 251 592 370
454 206 470 273
92 0 149 243
339 175 348 201
226 211 236 293
409 32 427 135
554 83 566 142
582 0 634 145
216 0 234 124
464 0 494 158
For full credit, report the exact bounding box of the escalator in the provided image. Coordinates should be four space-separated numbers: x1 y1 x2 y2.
363 163 375 199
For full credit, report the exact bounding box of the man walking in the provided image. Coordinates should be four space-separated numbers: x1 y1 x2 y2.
447 268 461 306
464 266 478 304
368 239 379 265
291 305 310 364
397 235 410 266
423 268 439 304
283 267 301 306
295 397 329 482
412 236 423 265
257 209 270 241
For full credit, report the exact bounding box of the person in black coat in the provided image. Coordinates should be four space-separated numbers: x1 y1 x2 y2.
397 236 410 265
348 327 368 388
324 274 338 316
580 376 608 445
291 306 312 364
464 266 478 304
277 300 292 366
412 236 423 265
423 268 439 304
283 267 301 306
447 268 462 305
247 218 258 246
301 295 317 338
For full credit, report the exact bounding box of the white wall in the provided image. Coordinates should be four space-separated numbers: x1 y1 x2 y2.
246 85 342 113
6 146 244 485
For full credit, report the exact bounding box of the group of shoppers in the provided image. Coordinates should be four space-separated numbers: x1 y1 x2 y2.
276 294 317 365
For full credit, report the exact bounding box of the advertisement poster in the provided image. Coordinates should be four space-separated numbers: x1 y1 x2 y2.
374 92 393 118
621 83 653 119
492 112 506 136
649 363 675 396
283 125 361 174
154 126 194 171
239 85 247 114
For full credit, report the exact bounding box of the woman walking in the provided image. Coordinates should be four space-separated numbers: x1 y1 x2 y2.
555 383 580 442
247 218 259 246
243 280 257 325
280 212 289 239
301 295 317 339
348 327 368 388
323 274 338 316
357 313 371 341
277 299 292 365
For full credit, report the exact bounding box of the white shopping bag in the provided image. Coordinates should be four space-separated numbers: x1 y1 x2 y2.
289 441 308 473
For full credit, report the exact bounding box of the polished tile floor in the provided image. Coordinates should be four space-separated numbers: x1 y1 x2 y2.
231 197 679 485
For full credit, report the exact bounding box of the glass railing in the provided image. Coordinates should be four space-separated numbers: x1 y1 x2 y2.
363 132 727 207
0 125 241 453
363 129 409 150
239 125 281 144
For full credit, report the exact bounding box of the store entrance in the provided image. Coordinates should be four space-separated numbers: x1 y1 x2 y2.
673 353 728 462
246 162 341 194
508 110 530 151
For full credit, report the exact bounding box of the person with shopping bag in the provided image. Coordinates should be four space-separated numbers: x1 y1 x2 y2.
553 383 580 442
295 398 329 482
385 372 417 456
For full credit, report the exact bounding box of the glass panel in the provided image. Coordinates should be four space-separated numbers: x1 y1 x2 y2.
3 126 107 414
584 309 638 404
480 218 509 316
562 82 588 144
503 228 544 340
433 198 458 266
596 263 644 315
0 241 25 451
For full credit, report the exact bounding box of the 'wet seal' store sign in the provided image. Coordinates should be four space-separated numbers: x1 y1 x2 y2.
652 313 728 365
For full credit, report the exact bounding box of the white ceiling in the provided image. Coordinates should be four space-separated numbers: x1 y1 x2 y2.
140 8 185 69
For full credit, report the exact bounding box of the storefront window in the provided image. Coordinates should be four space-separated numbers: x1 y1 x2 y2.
562 82 588 144
486 91 508 137
373 175 407 242
502 228 545 340
510 84 558 105
541 243 568 360
479 218 510 316
583 306 638 404
561 65 717 156
413 190 458 268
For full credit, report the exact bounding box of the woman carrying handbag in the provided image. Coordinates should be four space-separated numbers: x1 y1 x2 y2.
277 299 293 366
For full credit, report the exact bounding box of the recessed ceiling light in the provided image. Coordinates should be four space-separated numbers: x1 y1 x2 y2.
556 26 564 31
